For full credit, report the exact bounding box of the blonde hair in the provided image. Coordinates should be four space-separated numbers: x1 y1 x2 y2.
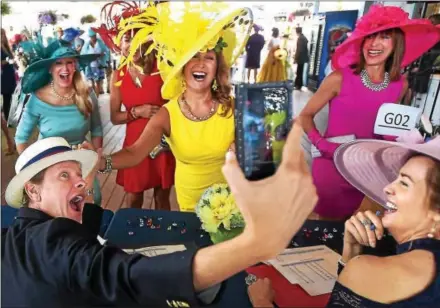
72 71 93 118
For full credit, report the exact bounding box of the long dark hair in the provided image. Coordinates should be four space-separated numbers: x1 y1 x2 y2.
427 159 440 210
352 28 405 81
213 51 233 117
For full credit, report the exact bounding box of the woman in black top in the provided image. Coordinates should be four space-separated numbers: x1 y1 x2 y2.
248 136 440 307
1 28 17 121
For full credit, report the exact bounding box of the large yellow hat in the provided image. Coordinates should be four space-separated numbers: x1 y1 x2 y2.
116 2 253 100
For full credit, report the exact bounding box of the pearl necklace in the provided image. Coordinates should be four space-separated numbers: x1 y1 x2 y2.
360 69 390 92
50 81 75 101
180 96 216 121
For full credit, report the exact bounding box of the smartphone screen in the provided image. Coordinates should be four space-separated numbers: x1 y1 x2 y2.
235 81 294 181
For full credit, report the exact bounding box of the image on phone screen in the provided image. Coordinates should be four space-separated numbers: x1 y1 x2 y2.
235 81 293 181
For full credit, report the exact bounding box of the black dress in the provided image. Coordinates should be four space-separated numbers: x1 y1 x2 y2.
1 46 17 120
245 33 265 69
327 238 440 307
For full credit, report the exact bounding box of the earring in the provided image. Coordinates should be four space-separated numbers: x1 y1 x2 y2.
212 79 218 91
428 217 440 238
181 79 187 92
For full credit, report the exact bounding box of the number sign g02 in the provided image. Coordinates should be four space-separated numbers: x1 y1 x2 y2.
374 103 422 137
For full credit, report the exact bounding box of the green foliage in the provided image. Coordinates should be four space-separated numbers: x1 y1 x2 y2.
80 14 96 25
1 2 11 16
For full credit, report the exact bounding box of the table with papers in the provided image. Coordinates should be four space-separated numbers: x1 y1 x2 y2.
101 208 397 307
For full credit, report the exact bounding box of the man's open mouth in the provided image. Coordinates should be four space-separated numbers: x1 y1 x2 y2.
69 195 84 212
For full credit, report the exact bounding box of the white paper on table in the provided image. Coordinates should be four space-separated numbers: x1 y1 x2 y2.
311 134 356 158
123 244 187 257
268 245 341 296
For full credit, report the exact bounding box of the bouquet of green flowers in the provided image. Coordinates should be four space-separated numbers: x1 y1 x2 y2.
195 184 245 244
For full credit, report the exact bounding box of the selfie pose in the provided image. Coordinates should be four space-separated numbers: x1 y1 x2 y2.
249 133 440 307
298 5 440 220
2 122 318 307
86 3 253 212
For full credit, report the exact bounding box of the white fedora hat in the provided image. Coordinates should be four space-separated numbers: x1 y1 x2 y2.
5 137 98 208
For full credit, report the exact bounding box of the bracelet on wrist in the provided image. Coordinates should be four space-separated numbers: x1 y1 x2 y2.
86 188 94 196
98 155 113 174
132 106 138 119
338 257 346 267
127 109 136 122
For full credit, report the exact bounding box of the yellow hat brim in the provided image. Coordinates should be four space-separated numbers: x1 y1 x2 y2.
161 7 253 100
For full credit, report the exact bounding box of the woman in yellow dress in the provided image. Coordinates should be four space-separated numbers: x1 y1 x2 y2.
92 3 253 212
257 27 288 82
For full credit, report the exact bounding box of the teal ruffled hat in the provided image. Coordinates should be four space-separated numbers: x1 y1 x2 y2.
21 40 100 94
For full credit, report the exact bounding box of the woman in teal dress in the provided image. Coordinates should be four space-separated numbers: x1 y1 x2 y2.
14 40 103 204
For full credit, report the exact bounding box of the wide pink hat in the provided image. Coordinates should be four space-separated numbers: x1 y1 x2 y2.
334 135 440 208
332 4 440 70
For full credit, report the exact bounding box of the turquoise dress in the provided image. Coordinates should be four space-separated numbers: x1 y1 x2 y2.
15 92 103 205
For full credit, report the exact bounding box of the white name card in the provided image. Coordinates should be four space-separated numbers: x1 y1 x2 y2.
374 104 422 137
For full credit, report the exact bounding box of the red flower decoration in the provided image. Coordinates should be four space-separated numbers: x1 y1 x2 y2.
356 4 409 34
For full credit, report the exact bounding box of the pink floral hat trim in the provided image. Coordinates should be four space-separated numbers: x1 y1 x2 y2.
332 5 440 70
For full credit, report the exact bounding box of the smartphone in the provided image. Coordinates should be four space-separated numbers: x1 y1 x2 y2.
234 81 294 181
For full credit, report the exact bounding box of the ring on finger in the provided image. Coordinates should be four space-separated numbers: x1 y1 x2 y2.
361 218 371 227
245 274 257 286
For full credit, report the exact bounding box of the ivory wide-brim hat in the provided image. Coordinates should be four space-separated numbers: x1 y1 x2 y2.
332 4 440 70
5 137 98 208
334 137 440 208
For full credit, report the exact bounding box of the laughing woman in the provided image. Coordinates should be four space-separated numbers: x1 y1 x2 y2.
297 5 439 220
91 3 253 212
15 40 103 205
249 134 440 307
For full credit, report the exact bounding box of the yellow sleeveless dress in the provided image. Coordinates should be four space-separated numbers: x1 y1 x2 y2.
164 99 235 212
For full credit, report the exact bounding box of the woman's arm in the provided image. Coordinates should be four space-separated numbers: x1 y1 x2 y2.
15 96 39 154
102 106 169 170
297 71 341 133
109 71 132 125
89 90 103 150
297 71 342 158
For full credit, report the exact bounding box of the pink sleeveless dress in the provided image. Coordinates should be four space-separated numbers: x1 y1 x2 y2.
312 68 404 219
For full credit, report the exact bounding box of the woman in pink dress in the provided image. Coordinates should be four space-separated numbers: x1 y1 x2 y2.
298 5 440 220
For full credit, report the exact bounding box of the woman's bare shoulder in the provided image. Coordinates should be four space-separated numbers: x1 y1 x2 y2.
338 250 436 303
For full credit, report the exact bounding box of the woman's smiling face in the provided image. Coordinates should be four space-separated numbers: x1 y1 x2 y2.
50 58 76 88
183 50 217 93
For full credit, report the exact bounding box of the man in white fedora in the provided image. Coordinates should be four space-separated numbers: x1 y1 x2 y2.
2 124 317 307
